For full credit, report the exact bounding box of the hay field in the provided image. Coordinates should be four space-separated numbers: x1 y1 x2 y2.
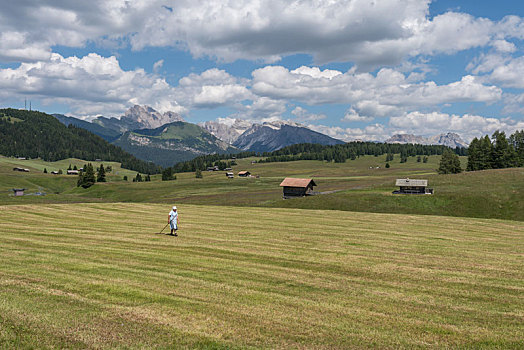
1 203 522 348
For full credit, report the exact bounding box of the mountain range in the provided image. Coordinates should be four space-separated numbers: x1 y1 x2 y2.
113 122 237 167
385 133 468 148
51 105 469 166
232 121 344 152
92 105 184 133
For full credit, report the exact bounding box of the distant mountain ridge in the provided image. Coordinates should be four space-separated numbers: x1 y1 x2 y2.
113 121 238 167
52 114 121 142
385 133 468 148
199 118 252 144
233 121 345 152
93 105 184 133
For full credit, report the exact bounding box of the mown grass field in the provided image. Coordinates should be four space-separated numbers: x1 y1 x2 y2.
1 203 523 348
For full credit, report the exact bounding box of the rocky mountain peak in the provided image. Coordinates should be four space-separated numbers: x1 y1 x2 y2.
123 105 184 129
385 133 468 148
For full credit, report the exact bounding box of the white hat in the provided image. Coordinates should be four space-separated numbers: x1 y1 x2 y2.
172 206 177 210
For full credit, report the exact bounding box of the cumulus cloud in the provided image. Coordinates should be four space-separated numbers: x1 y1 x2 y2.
0 53 182 117
389 111 524 142
252 65 501 117
308 123 389 142
174 68 252 108
153 59 164 73
291 106 326 122
342 108 374 122
2 1 523 69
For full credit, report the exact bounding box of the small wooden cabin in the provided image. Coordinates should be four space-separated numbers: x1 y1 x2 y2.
226 172 234 178
238 171 250 177
393 178 433 194
67 170 79 175
12 188 25 196
279 178 316 199
13 167 30 172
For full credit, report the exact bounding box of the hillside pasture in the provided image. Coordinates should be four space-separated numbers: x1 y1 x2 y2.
1 155 522 221
0 203 522 348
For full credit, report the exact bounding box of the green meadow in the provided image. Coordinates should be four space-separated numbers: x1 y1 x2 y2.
1 203 522 348
1 154 522 221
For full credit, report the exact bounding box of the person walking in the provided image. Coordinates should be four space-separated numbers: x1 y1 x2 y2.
168 206 178 236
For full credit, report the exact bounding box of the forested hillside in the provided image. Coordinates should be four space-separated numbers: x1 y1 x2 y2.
0 109 160 174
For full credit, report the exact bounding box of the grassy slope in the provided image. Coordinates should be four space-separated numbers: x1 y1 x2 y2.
2 154 522 221
0 203 522 348
0 156 139 198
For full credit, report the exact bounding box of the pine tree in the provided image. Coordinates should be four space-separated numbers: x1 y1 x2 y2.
123 175 128 181
135 173 143 182
438 149 462 174
97 164 106 182
417 156 421 163
509 130 524 167
385 162 390 168
68 164 72 171
466 137 481 171
423 156 428 163
491 131 516 169
78 163 96 188
195 169 203 178
479 135 493 170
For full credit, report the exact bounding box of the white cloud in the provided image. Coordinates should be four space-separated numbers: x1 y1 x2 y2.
308 123 388 142
2 1 523 69
342 108 374 122
389 111 524 142
174 68 252 108
0 53 182 117
291 106 326 121
153 59 164 73
252 65 501 116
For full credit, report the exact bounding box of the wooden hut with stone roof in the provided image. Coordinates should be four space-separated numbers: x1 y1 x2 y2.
393 178 433 194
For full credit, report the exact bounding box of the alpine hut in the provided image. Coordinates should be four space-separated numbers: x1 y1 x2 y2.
279 178 317 199
393 178 433 194
12 188 25 196
238 171 250 177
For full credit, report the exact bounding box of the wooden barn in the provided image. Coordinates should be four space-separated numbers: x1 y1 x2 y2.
12 188 25 196
279 178 317 199
67 170 79 175
13 167 30 172
238 171 250 177
393 178 433 194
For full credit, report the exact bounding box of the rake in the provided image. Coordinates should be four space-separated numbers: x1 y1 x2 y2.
157 223 170 234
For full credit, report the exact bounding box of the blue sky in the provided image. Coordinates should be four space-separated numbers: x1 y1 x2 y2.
0 0 523 141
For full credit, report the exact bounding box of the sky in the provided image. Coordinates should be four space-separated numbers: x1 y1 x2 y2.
1 0 524 142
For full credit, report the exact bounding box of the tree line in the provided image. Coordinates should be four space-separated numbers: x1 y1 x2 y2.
0 109 160 174
467 130 524 171
164 141 465 174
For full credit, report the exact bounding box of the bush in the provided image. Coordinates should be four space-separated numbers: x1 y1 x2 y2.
195 169 203 178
